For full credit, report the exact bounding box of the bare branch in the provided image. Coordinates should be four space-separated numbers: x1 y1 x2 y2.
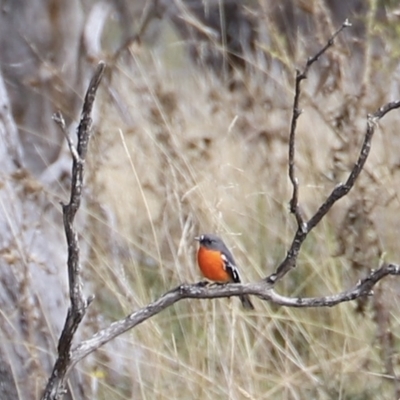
53 111 80 162
270 100 400 284
41 61 105 400
265 263 400 307
266 25 400 285
308 101 400 231
288 20 351 229
301 19 351 79
67 262 400 367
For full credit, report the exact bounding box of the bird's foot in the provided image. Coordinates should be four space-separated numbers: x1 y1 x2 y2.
209 282 227 287
196 280 210 288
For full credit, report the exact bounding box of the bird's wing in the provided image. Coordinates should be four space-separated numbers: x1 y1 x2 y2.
221 253 241 283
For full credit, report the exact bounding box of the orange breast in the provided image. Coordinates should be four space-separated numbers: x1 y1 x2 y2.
197 247 231 282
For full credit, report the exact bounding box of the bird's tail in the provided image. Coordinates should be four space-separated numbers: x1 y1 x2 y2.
240 294 254 310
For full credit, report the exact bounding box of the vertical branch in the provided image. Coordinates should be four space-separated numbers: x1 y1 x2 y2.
66 61 105 307
267 21 351 284
41 61 105 400
288 68 305 228
288 19 351 229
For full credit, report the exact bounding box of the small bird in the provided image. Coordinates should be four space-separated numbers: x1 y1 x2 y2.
194 233 254 310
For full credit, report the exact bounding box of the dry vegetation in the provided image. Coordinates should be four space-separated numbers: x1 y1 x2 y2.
58 4 400 399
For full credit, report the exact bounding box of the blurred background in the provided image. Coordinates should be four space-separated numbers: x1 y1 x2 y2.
1 0 400 398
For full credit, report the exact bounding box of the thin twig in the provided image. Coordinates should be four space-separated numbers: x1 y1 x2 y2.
308 101 400 231
288 19 351 229
301 19 351 79
52 112 80 170
41 61 105 400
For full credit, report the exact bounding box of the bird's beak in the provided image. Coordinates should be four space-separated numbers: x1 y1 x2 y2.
194 236 200 241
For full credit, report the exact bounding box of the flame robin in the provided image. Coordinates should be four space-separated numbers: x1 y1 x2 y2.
194 233 254 310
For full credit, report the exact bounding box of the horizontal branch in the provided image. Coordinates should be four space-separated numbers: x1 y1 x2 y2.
266 263 400 307
69 263 400 368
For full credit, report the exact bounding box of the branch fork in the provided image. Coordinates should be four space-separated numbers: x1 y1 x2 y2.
41 61 105 400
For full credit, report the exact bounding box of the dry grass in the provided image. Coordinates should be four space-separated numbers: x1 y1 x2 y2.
76 6 400 399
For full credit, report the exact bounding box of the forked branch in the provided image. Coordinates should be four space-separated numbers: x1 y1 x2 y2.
288 19 351 229
269 99 400 284
267 21 400 284
41 61 105 400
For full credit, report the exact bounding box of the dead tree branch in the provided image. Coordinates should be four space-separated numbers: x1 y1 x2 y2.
288 19 351 229
41 61 105 400
269 100 400 284
68 263 400 366
268 20 400 284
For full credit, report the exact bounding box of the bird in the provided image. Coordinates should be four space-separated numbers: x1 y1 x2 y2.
194 233 254 310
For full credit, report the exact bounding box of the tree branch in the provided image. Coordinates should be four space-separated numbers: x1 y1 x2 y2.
267 21 400 284
41 61 105 400
67 262 400 368
269 100 400 284
288 19 351 229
